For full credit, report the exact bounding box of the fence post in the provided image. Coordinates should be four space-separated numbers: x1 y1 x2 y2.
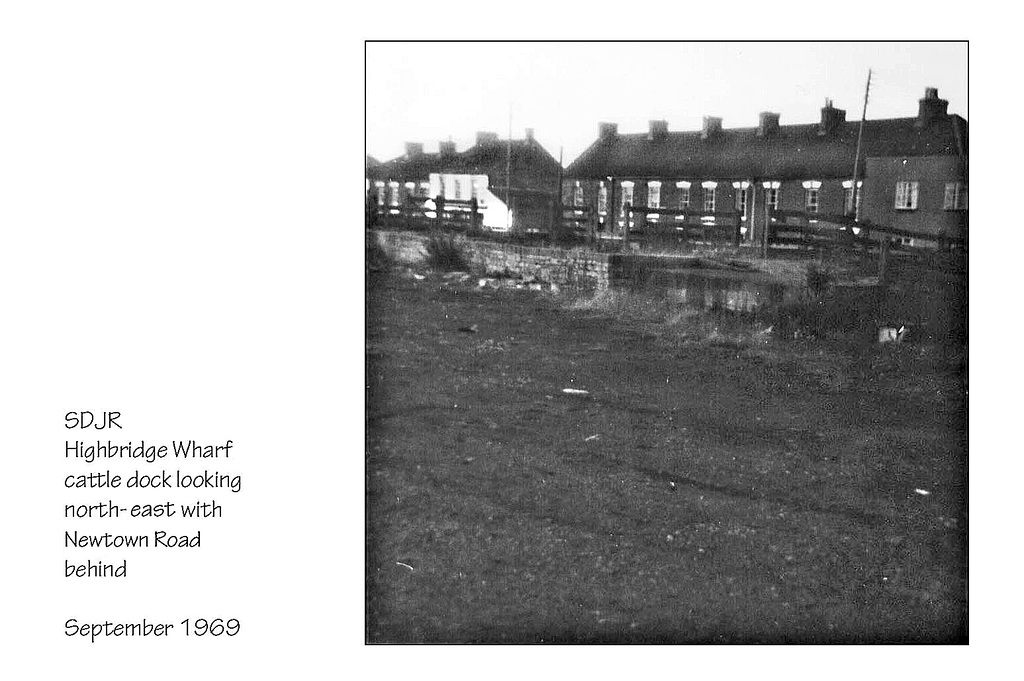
403 191 413 230
878 235 890 284
762 205 770 259
623 202 632 251
733 210 742 247
435 195 445 228
470 198 480 235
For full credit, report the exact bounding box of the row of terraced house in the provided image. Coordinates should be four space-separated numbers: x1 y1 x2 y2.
367 88 967 247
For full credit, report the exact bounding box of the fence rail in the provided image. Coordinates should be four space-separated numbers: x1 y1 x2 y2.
765 210 966 255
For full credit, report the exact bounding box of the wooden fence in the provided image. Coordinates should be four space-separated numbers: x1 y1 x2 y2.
766 210 967 256
367 195 482 233
366 192 966 266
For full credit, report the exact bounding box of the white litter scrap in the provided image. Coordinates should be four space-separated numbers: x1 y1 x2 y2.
396 562 414 571
561 388 589 395
914 488 931 496
584 434 600 442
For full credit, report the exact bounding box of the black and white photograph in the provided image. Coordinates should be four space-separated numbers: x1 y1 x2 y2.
365 40 968 644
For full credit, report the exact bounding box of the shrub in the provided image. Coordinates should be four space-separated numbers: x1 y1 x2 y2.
805 262 835 299
425 231 470 272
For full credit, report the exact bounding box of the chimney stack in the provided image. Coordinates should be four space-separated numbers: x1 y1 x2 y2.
917 87 949 127
598 122 618 141
757 112 780 137
648 120 669 141
525 127 535 142
818 99 846 135
438 140 457 156
475 131 499 146
404 142 423 157
701 116 723 139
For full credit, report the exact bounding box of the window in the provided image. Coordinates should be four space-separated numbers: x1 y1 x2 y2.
620 181 635 214
647 181 661 209
374 181 386 206
732 181 749 218
418 181 431 197
676 181 691 210
802 180 821 214
598 183 608 214
944 182 967 210
647 181 661 221
804 189 819 213
620 181 635 227
573 181 584 207
701 181 717 213
762 181 780 211
894 181 919 210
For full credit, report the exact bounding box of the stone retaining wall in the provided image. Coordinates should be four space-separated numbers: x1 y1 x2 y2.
371 230 613 290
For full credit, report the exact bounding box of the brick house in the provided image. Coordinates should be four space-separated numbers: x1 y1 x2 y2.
370 129 562 231
564 88 967 247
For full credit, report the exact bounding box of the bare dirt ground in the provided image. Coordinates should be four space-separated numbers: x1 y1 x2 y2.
365 267 966 643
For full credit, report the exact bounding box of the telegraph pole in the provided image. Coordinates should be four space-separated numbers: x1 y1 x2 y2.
850 69 872 220
506 102 513 232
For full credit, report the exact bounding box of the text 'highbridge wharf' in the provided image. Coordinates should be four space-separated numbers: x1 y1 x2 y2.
66 439 234 464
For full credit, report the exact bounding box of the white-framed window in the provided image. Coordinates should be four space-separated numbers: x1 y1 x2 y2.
647 181 661 221
647 181 661 209
802 180 821 214
676 181 691 211
619 181 635 228
732 181 749 218
374 181 386 206
598 182 608 214
620 181 635 215
943 182 967 210
701 181 717 213
573 181 584 207
762 181 780 211
895 181 919 210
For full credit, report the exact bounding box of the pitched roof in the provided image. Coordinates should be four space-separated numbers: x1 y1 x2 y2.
376 139 562 189
565 115 968 181
452 139 561 177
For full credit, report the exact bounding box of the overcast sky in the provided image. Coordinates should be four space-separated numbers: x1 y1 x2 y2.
365 41 967 166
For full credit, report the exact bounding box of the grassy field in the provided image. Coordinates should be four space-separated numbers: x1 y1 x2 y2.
365 264 966 643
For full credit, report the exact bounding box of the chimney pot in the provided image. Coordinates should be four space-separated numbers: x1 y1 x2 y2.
525 127 534 142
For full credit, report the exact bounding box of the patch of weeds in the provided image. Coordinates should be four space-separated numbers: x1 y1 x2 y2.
568 289 671 323
366 234 393 273
425 230 470 272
